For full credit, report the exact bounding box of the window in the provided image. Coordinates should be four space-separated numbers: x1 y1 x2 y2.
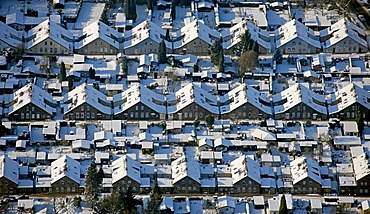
86 113 90 119
76 112 80 119
86 106 90 111
184 112 188 118
141 106 144 110
195 106 198 110
50 41 53 45
81 112 84 118
135 106 138 111
140 112 144 118
45 41 47 45
81 106 84 111
189 112 192 118
32 107 35 111
91 112 95 118
135 112 139 118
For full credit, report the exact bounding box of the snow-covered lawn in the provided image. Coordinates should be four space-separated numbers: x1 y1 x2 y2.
74 2 105 29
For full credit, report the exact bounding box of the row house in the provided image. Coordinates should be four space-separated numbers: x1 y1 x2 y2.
172 20 220 55
222 20 271 55
24 19 74 55
274 20 321 54
74 21 120 55
111 155 150 193
123 20 172 55
0 155 19 195
113 84 166 120
0 21 23 51
320 18 368 54
172 156 201 194
327 83 370 120
4 84 57 121
62 83 112 120
273 83 327 120
352 148 370 195
229 155 261 194
167 83 219 120
50 155 82 194
24 19 121 55
290 157 324 194
219 83 272 120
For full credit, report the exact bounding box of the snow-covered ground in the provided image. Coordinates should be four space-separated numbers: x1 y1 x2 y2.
73 2 105 29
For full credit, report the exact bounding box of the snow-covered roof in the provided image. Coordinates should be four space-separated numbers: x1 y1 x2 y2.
171 156 200 184
6 84 56 116
320 18 368 49
352 149 370 181
75 21 120 49
251 128 276 141
51 155 81 184
220 83 272 115
124 20 171 49
63 83 111 115
113 84 166 115
230 155 261 184
273 83 327 114
0 155 19 184
25 19 73 50
112 155 141 184
173 20 220 49
328 83 370 114
72 140 92 150
214 137 232 148
290 157 321 185
0 21 22 48
275 19 320 48
217 196 235 208
198 138 213 148
222 20 271 50
167 83 219 114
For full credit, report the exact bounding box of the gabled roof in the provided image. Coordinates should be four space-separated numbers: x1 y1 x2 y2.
273 83 327 114
6 84 56 116
222 20 271 50
124 20 171 49
0 21 22 48
113 84 166 115
328 83 370 114
275 19 320 48
251 128 276 141
173 20 220 49
320 18 368 49
171 156 200 184
220 83 272 115
51 155 80 184
112 155 141 184
352 148 370 181
63 83 111 115
25 19 73 49
230 155 261 184
0 155 19 184
167 83 219 114
217 195 236 208
75 21 120 49
290 157 321 185
198 138 213 148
